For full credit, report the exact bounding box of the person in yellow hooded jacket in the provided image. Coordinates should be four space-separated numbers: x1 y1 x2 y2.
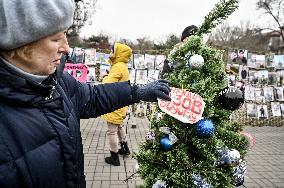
103 43 132 166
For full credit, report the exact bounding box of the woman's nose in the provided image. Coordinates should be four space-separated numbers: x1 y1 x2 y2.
58 36 70 54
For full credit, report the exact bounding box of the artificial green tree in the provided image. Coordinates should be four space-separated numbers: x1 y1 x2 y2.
134 0 249 187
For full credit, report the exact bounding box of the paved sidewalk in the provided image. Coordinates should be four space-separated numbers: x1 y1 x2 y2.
81 117 284 188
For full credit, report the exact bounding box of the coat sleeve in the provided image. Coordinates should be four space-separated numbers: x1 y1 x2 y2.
59 72 138 119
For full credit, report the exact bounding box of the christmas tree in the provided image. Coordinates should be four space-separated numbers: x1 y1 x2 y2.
134 0 249 187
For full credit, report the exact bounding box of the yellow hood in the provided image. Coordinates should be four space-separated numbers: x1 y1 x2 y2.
108 43 132 66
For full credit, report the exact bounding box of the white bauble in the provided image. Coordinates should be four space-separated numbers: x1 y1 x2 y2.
188 54 204 69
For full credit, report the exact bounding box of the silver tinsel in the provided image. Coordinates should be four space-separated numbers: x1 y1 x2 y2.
232 160 247 186
215 148 240 167
192 174 213 188
152 180 167 188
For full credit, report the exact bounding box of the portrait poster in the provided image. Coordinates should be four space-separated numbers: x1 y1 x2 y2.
255 88 265 103
255 55 266 69
258 70 268 85
271 102 281 117
96 52 109 64
128 55 134 68
275 55 284 69
274 87 284 101
99 63 110 80
263 86 274 101
236 49 248 65
246 103 257 118
248 70 258 85
135 69 147 84
257 105 268 120
265 53 275 68
276 70 284 86
144 54 155 69
84 48 96 65
268 72 277 86
247 53 257 68
72 47 85 64
280 104 284 117
228 48 238 65
86 66 96 83
227 75 236 86
134 54 146 69
129 68 136 84
155 55 166 70
245 86 255 101
239 64 249 80
147 70 160 83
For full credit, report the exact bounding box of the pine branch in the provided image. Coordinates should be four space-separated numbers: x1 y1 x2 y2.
196 0 239 36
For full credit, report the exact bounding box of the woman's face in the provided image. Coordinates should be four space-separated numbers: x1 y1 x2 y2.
15 31 70 75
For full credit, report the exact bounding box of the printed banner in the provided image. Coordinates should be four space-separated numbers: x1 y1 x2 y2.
158 87 205 124
64 63 88 82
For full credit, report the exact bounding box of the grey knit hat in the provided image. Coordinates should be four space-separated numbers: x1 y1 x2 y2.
0 0 75 50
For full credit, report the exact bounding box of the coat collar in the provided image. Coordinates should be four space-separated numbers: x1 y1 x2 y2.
0 58 58 105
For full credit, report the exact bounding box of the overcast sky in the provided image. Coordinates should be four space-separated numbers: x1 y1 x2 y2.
80 0 272 42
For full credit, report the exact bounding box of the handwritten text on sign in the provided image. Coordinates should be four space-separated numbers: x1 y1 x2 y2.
158 87 205 124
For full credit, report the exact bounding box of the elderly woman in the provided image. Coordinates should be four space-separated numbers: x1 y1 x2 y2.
0 0 170 187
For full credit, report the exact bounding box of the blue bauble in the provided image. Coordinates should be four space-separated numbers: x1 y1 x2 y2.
196 119 215 138
160 135 173 151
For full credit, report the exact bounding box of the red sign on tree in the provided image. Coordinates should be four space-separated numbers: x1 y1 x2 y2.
158 87 205 124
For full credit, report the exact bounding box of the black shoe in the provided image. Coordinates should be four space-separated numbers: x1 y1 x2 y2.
105 151 120 166
118 142 130 155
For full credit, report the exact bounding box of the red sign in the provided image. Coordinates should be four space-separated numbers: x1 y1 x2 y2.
158 87 205 124
64 63 88 82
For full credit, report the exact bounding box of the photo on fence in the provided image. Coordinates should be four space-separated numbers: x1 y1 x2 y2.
247 53 257 68
281 103 284 117
144 54 156 69
128 55 134 68
255 88 265 103
257 105 268 120
276 70 284 85
147 70 160 83
135 69 148 84
265 53 275 68
246 103 258 118
236 49 248 65
263 86 274 101
275 55 284 69
239 64 249 80
227 75 236 86
84 48 96 65
72 47 85 64
155 55 166 71
129 68 136 84
96 52 109 64
99 64 110 80
245 85 255 101
235 81 245 93
248 70 258 85
268 72 277 85
271 102 282 117
134 54 146 69
86 67 96 83
274 87 284 101
255 54 266 69
258 70 268 85
228 48 238 65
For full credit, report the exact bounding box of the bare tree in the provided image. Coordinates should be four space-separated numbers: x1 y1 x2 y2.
67 0 98 37
256 0 284 42
206 21 270 51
